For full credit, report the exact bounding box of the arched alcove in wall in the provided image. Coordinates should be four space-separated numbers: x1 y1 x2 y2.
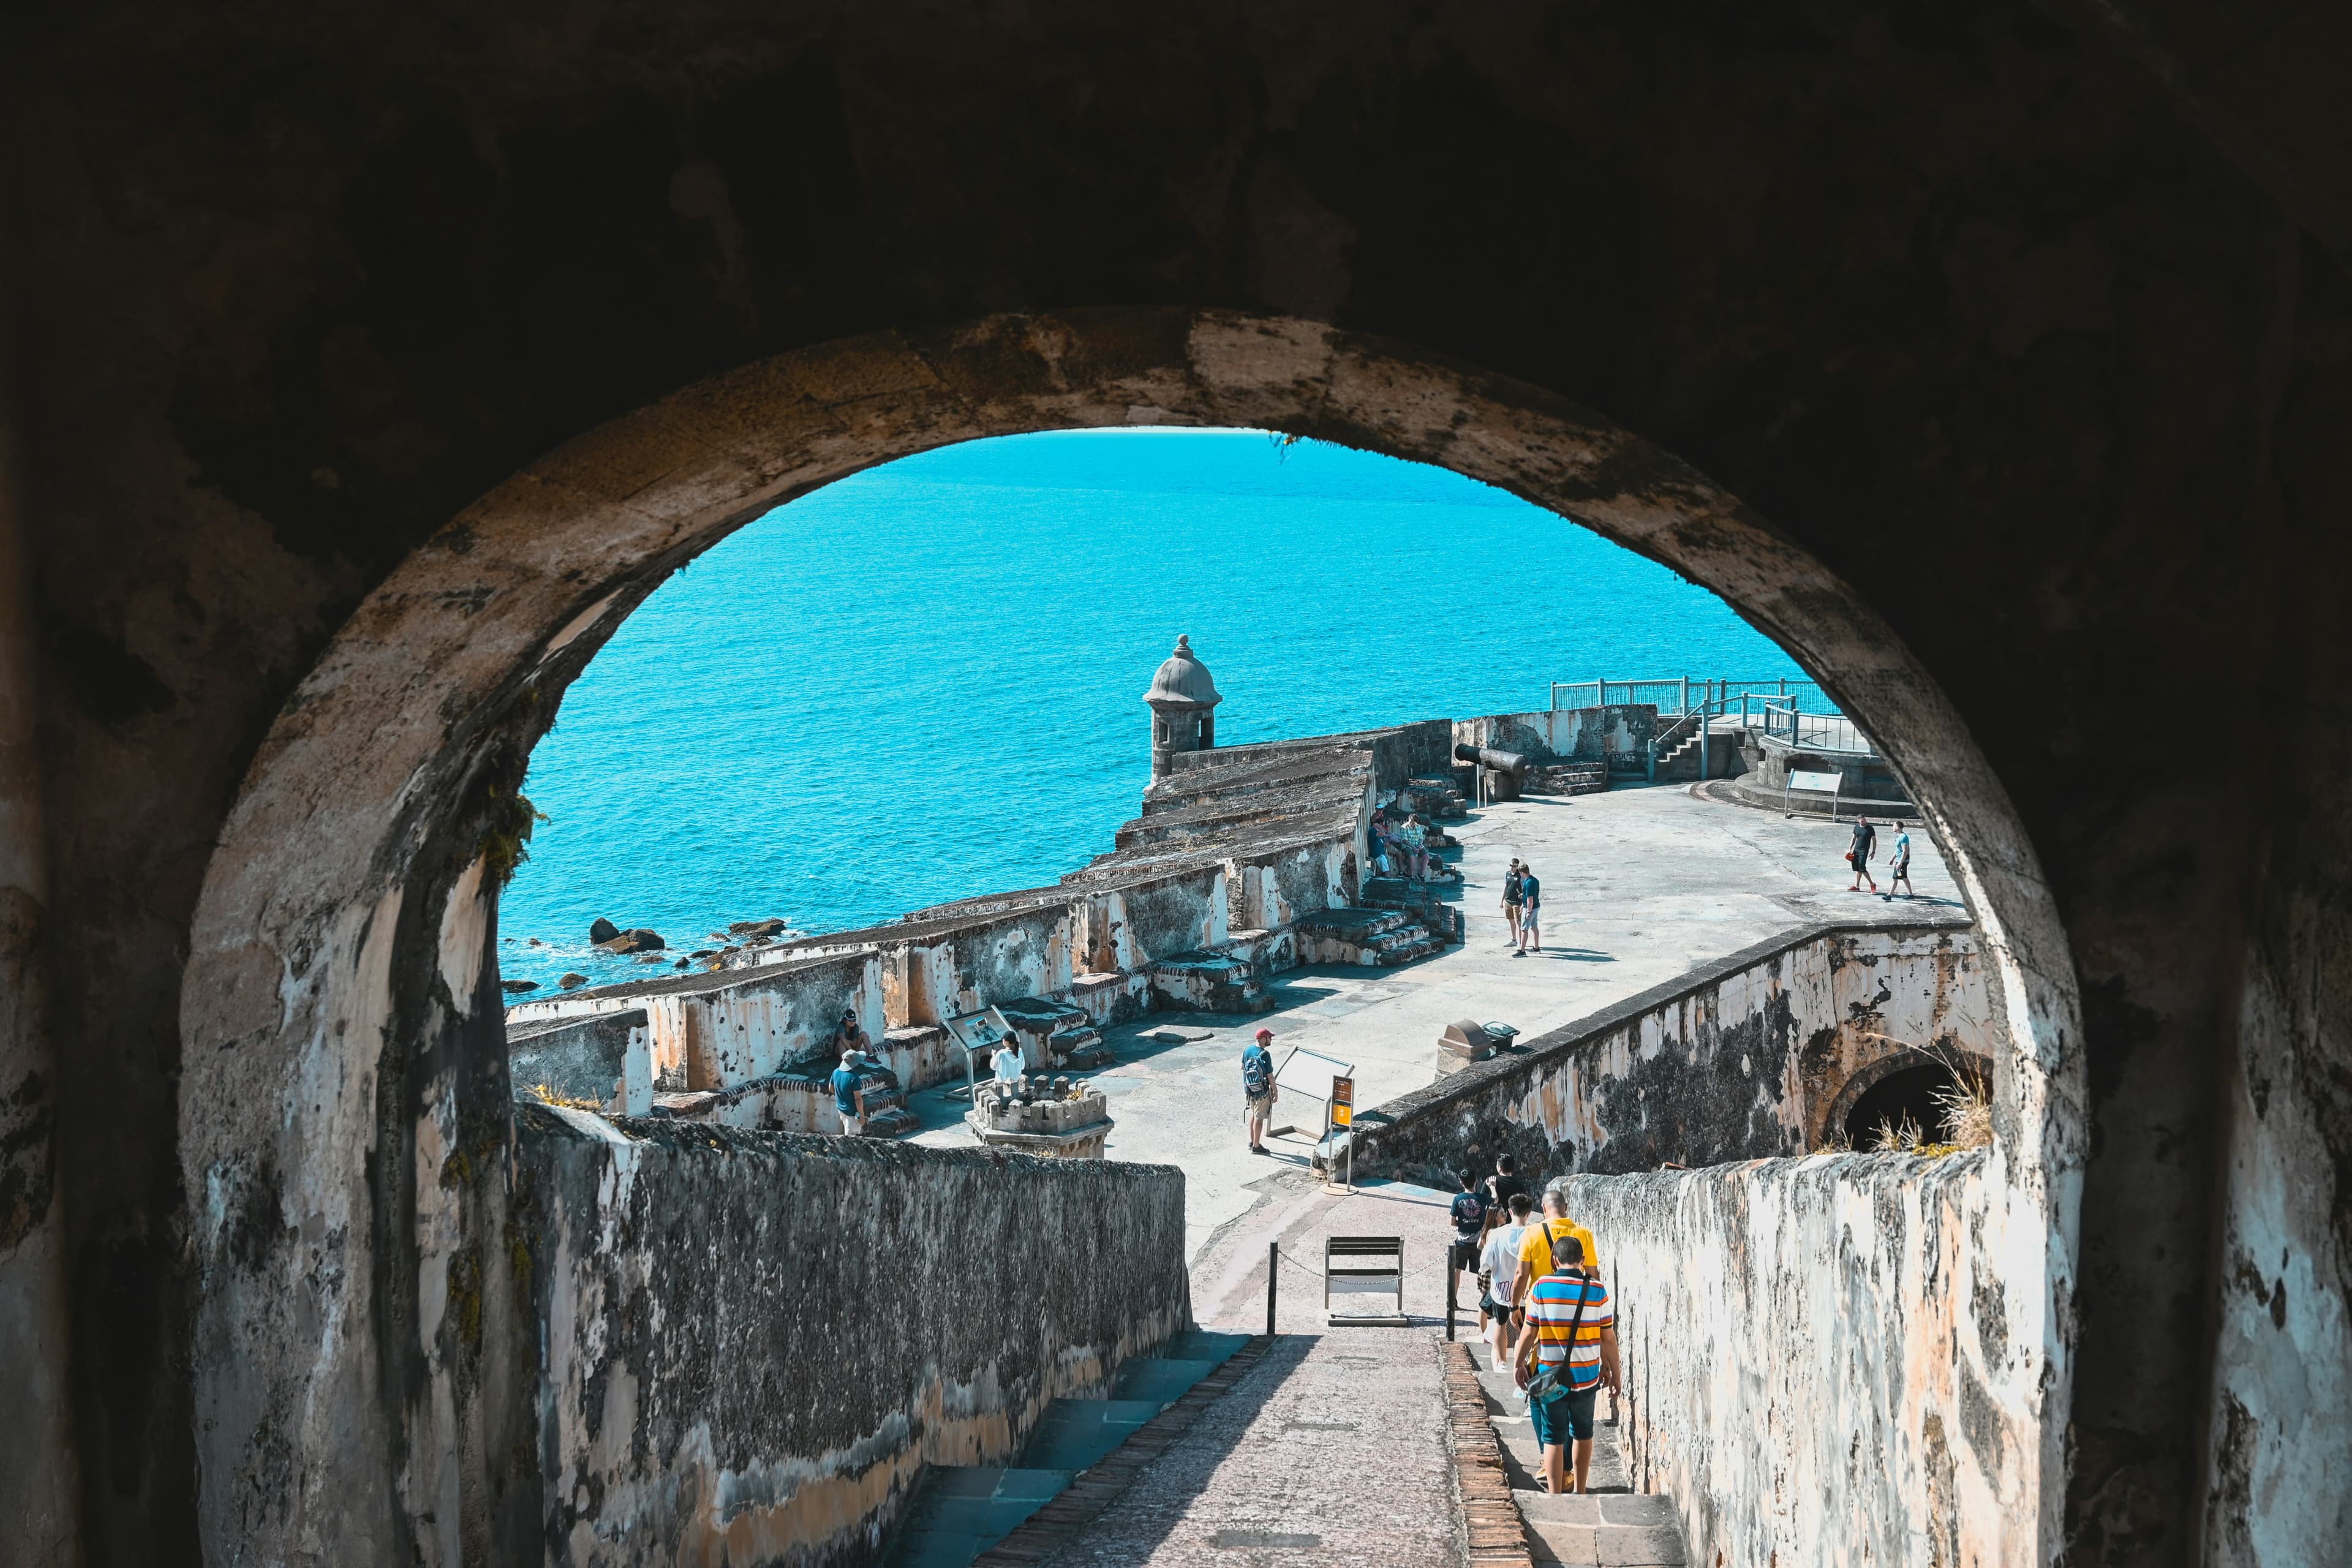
174 309 2084 1562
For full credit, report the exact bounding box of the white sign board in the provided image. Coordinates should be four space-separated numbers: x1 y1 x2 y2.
1788 769 1844 794
1274 1046 1355 1102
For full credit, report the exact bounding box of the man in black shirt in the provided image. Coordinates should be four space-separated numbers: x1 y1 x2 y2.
1449 1170 1488 1285
1482 1153 1529 1215
1848 816 1879 892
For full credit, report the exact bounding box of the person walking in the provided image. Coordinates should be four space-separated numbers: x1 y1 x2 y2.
1480 1152 1529 1216
1501 859 1525 949
1511 1232 1620 1494
1887 824 1915 899
831 1046 869 1136
1509 1187 1600 1313
1242 1027 1278 1154
1515 865 1543 955
1479 1191 1535 1362
1449 1171 1488 1296
1847 815 1879 892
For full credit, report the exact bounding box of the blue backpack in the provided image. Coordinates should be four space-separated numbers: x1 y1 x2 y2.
1242 1046 1273 1097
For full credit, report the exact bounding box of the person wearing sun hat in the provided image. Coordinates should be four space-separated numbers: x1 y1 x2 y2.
1242 1027 1279 1154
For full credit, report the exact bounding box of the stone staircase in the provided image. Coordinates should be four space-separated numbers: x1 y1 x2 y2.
883 1330 1257 1567
1529 760 1608 796
1460 1340 1688 1567
1293 905 1448 967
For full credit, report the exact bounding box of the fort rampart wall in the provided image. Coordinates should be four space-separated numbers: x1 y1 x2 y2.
1562 1153 2041 1568
1360 919 1988 1180
516 1104 1189 1568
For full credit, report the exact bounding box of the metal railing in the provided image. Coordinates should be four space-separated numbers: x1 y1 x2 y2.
1751 698 1871 755
1551 676 1838 717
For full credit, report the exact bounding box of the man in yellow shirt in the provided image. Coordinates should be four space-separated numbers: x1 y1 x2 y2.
1506 1188 1599 1314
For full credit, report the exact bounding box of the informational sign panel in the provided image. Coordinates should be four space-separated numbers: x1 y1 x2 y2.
943 1007 1014 1054
1330 1076 1354 1128
1788 769 1844 793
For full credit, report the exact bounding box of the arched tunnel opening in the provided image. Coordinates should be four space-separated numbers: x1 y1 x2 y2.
160 315 2079 1568
1845 1060 1967 1150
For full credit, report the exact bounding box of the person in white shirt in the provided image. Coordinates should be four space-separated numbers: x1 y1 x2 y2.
1479 1191 1536 1362
991 1038 1025 1085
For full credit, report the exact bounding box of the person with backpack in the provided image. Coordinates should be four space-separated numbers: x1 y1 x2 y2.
1449 1171 1488 1289
1512 1230 1620 1494
1241 1027 1278 1155
1501 859 1525 949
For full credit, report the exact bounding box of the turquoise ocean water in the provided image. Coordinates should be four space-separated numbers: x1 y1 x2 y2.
500 429 1806 990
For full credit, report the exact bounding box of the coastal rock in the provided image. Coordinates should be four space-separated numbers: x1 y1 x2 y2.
596 927 665 954
728 918 790 938
588 918 619 944
673 959 690 969
527 937 545 947
636 953 667 963
558 973 589 990
500 978 538 993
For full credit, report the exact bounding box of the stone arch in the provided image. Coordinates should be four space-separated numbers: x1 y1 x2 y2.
1820 1043 2000 1153
175 308 2084 1560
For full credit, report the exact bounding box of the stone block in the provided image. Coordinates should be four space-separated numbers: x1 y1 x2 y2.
1594 1524 1686 1566
1524 1519 1599 1564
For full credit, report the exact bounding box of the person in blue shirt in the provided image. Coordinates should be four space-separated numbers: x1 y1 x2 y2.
831 1047 868 1136
1242 1027 1278 1153
1515 868 1542 956
1887 826 1915 899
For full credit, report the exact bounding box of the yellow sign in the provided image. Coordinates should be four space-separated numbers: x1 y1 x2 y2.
1330 1075 1354 1128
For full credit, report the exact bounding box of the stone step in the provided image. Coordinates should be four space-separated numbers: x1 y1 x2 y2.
887 1330 1257 1568
1292 906 1415 940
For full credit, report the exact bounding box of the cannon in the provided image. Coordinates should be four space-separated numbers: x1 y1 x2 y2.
1453 742 1531 777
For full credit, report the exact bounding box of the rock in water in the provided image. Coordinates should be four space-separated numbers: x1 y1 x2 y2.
595 927 665 954
500 978 539 993
557 972 589 990
588 917 619 944
728 917 790 938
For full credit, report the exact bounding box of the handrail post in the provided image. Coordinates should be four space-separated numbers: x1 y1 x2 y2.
1679 674 1688 716
1267 1240 1278 1337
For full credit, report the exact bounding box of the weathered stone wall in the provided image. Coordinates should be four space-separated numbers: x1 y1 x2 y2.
516 1104 1189 1568
510 951 884 1091
1562 1153 2042 1568
1456 707 1659 775
508 1009 646 1109
1360 921 1987 1182
13 0 2346 1535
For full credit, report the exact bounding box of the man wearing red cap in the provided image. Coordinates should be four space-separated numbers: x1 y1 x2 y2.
1242 1027 1278 1155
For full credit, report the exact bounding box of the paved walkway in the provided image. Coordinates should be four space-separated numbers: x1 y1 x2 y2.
907 783 1962 1258
1033 1172 1472 1566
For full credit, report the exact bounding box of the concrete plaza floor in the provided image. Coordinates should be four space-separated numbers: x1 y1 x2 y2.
905 781 1963 1261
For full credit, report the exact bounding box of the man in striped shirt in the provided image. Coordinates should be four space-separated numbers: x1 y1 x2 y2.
1510 1233 1621 1495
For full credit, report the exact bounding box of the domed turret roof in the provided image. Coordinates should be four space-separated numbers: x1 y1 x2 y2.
1144 635 1222 708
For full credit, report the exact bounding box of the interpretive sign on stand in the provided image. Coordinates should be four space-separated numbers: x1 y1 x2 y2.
1269 1046 1354 1136
1784 767 1844 818
943 1006 1016 1100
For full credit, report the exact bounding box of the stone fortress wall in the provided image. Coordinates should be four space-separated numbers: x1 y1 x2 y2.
1359 918 1991 1178
517 1104 1188 1567
503 708 1463 1128
1563 1152 2041 1568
